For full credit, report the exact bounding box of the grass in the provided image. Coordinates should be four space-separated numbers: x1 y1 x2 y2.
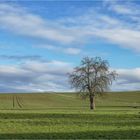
0 91 139 139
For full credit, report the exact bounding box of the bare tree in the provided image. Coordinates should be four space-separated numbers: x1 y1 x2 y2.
69 57 117 110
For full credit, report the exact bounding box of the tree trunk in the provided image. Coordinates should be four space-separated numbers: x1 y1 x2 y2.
90 96 95 110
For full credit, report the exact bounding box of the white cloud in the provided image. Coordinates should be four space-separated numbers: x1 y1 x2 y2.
112 68 140 91
0 3 140 54
108 2 140 16
0 3 75 44
22 60 73 74
0 59 139 92
57 2 140 53
93 29 140 52
39 45 81 55
64 48 81 55
0 60 73 92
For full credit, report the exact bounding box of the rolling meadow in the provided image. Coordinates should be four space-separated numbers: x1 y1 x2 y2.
0 91 139 139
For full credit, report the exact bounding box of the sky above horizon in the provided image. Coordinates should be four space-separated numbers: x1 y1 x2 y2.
0 0 140 92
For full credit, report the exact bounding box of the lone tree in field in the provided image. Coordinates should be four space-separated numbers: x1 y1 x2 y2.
69 57 117 110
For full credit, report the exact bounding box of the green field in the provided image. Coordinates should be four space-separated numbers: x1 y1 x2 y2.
0 91 140 139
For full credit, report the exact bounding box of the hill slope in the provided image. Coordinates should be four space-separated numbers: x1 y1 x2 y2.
0 91 139 109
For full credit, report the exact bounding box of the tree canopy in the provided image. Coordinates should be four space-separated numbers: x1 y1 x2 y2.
69 57 117 110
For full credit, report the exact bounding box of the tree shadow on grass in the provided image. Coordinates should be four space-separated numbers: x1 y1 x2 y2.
0 130 139 139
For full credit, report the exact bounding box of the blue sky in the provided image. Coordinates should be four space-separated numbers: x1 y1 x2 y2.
0 0 140 92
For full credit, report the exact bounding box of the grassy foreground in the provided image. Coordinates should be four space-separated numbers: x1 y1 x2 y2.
0 91 139 139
